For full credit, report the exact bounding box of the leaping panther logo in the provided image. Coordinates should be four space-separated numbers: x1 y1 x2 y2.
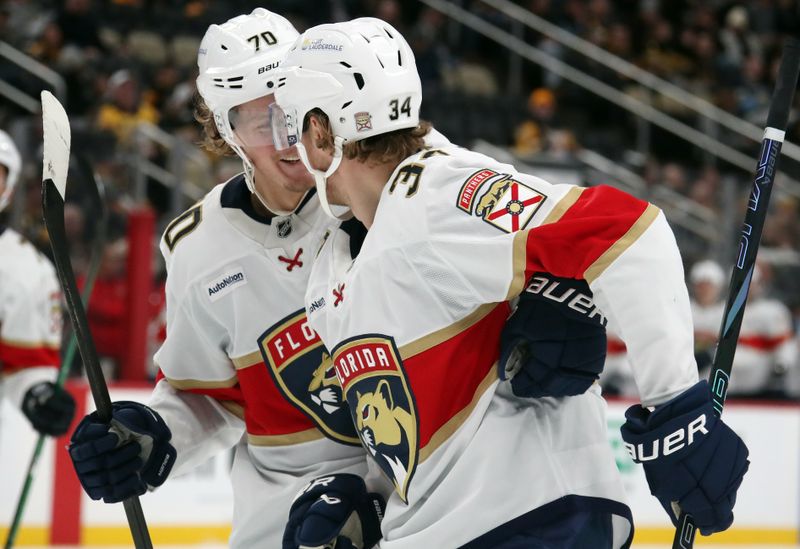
334 336 420 502
356 379 417 496
475 177 511 219
472 174 546 233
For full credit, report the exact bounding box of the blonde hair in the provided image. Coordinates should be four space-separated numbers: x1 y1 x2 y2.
193 93 235 156
308 110 431 166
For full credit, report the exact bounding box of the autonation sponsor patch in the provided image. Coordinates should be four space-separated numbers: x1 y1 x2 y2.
206 266 247 302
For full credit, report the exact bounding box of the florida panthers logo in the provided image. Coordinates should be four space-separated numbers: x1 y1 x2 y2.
333 335 419 502
459 172 546 233
259 310 360 445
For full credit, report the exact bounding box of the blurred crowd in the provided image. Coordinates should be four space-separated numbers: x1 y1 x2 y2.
0 0 799 397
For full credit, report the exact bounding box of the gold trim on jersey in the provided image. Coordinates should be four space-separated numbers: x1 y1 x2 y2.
505 186 585 300
0 338 59 350
165 375 238 390
506 231 529 301
542 186 584 225
247 427 324 446
219 400 245 420
231 350 263 370
419 365 498 463
584 203 660 283
398 303 498 359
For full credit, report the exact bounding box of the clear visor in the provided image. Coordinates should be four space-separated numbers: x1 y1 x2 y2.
229 102 275 148
268 103 300 151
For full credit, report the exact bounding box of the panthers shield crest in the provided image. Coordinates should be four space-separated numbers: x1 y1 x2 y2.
458 171 547 233
259 310 360 445
333 335 419 503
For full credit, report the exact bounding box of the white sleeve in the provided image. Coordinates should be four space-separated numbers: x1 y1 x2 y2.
3 366 58 409
588 212 699 406
148 378 244 478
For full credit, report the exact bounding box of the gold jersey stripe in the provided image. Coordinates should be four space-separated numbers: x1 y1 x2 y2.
398 303 499 359
0 337 59 350
165 375 238 390
231 350 262 370
541 186 584 226
219 400 245 420
506 230 529 301
419 366 498 463
584 203 660 284
505 186 585 301
247 428 324 447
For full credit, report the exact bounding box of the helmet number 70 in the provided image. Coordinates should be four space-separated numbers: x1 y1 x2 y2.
247 31 278 51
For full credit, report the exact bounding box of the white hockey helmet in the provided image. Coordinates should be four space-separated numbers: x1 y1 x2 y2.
270 17 421 218
690 259 725 287
0 129 21 213
196 8 299 199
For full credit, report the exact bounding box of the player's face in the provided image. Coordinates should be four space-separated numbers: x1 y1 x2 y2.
693 280 720 306
233 95 313 195
0 167 6 197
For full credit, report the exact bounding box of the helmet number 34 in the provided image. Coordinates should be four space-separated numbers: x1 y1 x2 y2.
389 97 412 121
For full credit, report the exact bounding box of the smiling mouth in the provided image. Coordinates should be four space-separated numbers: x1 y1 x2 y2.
279 155 300 164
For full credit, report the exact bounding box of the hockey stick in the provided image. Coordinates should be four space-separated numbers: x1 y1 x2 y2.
40 91 153 549
4 156 108 549
671 38 800 549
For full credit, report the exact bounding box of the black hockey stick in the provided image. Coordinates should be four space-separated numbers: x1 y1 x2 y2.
40 91 153 549
4 155 108 549
671 37 800 549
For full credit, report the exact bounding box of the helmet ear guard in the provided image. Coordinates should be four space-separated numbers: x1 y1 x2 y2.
0 129 21 213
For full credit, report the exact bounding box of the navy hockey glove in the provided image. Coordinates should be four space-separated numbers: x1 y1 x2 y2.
283 474 385 549
22 381 76 436
69 401 176 503
620 381 749 535
500 275 607 398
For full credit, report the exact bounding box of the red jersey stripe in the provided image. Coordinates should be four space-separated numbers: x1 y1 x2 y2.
0 341 60 372
400 303 509 457
506 185 655 299
607 339 628 354
160 363 316 437
738 333 792 351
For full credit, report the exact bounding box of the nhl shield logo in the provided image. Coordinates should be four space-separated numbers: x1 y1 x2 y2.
259 310 360 445
276 218 292 238
354 111 373 132
472 175 546 233
333 335 419 503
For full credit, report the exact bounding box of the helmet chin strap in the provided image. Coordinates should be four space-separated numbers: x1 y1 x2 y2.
295 136 351 220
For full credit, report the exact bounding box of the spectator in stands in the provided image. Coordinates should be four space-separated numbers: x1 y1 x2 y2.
82 236 128 378
95 69 159 144
718 6 762 69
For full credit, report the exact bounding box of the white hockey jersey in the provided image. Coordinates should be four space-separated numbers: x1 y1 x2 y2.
151 176 367 548
728 297 797 395
0 227 61 408
306 144 700 548
690 299 725 354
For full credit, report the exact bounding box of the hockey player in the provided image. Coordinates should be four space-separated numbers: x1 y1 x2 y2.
689 259 726 372
269 18 749 548
0 129 75 438
66 10 369 548
726 263 796 397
